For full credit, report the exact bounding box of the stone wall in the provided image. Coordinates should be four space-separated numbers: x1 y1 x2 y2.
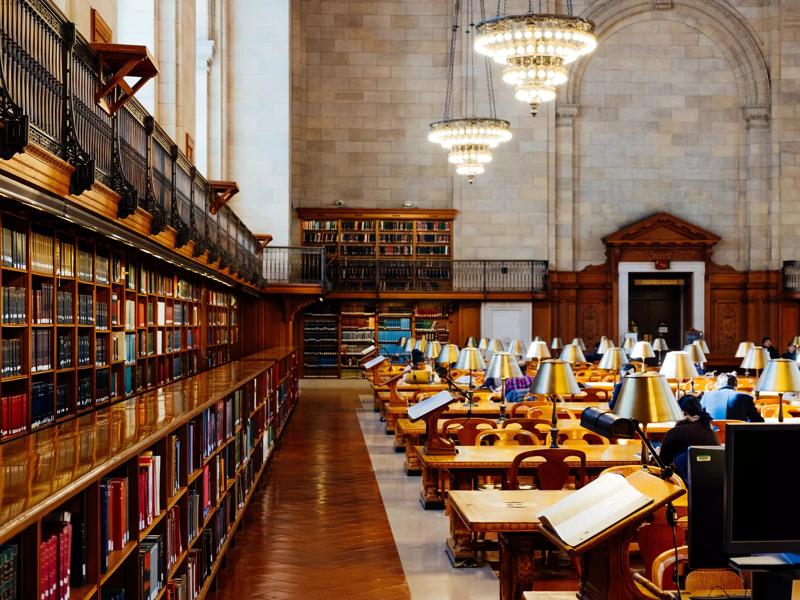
290 0 800 271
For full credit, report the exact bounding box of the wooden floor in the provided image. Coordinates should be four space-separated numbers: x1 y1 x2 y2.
209 380 411 600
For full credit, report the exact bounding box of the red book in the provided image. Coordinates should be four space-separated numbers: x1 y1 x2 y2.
1 396 8 436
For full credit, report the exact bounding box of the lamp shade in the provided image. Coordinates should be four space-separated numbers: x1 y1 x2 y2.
741 346 770 371
659 351 699 379
631 341 655 361
413 338 427 352
478 338 489 350
695 338 710 354
487 338 505 354
507 339 526 356
597 338 614 354
530 359 581 396
682 343 706 365
485 351 523 381
652 337 669 352
464 337 477 348
533 335 543 342
623 337 636 352
437 343 460 365
525 340 551 360
559 344 587 364
612 372 683 424
735 341 754 358
756 358 800 393
571 337 587 352
598 347 629 371
403 337 417 352
792 336 800 347
455 347 485 371
550 337 564 351
423 340 441 360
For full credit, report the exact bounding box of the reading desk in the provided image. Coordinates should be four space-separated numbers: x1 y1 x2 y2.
415 444 641 509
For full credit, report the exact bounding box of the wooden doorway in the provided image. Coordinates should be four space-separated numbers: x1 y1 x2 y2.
627 274 691 349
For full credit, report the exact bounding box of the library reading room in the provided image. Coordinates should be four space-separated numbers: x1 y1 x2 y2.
1 0 800 599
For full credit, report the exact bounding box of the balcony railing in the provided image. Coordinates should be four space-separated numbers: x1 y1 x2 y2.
784 261 800 292
0 0 261 285
262 246 327 286
325 259 548 294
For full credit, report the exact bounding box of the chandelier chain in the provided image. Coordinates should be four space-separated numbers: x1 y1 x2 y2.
443 0 460 120
479 0 498 118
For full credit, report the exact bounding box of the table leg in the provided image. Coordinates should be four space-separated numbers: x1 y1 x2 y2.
385 412 397 434
446 504 480 568
419 464 444 509
404 435 422 475
499 532 539 600
394 427 406 452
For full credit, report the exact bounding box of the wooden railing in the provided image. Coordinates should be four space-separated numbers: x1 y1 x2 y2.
0 0 263 285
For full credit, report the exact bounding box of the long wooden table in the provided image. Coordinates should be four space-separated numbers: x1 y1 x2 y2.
416 444 641 509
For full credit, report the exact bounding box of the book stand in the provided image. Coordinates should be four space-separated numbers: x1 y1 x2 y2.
361 354 388 385
408 391 458 455
537 470 686 600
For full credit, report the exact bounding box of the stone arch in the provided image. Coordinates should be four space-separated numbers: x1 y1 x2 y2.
562 0 770 110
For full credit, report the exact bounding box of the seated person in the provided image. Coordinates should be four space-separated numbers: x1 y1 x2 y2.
781 342 798 360
763 336 779 359
403 349 440 383
700 372 764 422
659 395 721 482
504 372 534 403
608 363 636 410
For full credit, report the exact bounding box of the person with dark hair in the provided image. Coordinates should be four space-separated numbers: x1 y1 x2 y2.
608 363 637 410
762 336 779 359
659 395 721 482
781 343 798 361
701 372 764 422
403 348 440 383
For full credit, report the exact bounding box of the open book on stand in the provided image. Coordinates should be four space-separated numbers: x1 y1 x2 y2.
537 472 653 548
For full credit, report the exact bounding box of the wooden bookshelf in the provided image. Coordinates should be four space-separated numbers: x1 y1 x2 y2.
299 301 452 378
0 347 298 600
0 205 241 443
297 209 457 260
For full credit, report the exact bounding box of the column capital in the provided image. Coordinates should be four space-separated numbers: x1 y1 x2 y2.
743 105 770 127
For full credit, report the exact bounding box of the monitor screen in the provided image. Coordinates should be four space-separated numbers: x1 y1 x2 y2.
725 423 800 554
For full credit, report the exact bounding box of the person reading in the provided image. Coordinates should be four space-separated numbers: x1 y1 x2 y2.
700 372 764 422
659 394 721 483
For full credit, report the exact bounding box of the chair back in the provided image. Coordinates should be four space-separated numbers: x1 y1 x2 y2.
531 406 576 420
441 418 496 445
651 545 744 592
475 428 538 447
710 419 744 444
507 448 587 490
501 418 550 443
580 388 609 402
509 401 544 418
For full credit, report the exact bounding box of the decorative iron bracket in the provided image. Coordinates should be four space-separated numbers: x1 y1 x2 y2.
91 43 158 116
62 23 94 195
111 93 137 219
0 38 28 159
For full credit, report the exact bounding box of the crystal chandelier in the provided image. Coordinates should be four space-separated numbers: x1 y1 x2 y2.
474 1 597 116
429 0 511 184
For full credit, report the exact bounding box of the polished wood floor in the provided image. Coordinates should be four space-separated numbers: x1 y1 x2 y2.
209 380 411 600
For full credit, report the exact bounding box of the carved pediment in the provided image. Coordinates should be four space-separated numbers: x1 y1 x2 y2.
603 212 721 247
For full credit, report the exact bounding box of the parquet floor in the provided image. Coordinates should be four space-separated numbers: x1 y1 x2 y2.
209 379 411 600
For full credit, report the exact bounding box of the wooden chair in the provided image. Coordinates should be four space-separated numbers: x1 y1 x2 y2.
509 401 545 418
475 428 538 447
652 545 744 592
580 388 609 403
500 418 551 443
441 418 495 445
561 431 609 446
760 404 800 419
506 448 587 490
529 406 577 420
710 419 744 443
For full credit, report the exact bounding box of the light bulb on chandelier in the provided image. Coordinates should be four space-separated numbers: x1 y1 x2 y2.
474 2 597 116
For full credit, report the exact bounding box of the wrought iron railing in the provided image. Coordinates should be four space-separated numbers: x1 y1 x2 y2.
0 0 261 285
262 247 327 286
325 259 548 293
784 261 800 292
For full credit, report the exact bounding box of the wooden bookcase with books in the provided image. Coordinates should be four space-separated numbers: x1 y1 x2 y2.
0 348 298 600
339 303 375 379
296 209 457 261
302 302 339 378
0 208 241 444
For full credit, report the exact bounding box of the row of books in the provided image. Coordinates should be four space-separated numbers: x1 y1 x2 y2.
34 282 54 324
0 545 16 600
56 382 70 419
33 328 53 372
137 452 163 531
139 535 164 600
32 381 55 428
77 293 93 325
168 434 182 497
1 287 25 324
416 233 451 243
39 519 71 600
31 232 53 274
100 477 130 573
97 301 108 329
77 334 90 366
0 394 26 436
78 374 91 408
96 336 107 365
77 249 93 281
56 240 74 278
57 334 72 369
2 338 22 377
2 228 26 269
56 290 74 324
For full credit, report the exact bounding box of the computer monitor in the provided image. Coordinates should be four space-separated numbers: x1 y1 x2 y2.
687 446 727 568
725 423 800 555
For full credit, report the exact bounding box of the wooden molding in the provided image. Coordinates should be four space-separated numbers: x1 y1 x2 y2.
209 180 240 214
256 234 273 253
296 208 458 220
603 212 721 247
91 8 113 44
91 43 159 115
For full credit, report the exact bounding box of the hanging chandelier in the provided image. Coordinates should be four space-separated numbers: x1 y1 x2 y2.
429 0 511 184
474 1 597 116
